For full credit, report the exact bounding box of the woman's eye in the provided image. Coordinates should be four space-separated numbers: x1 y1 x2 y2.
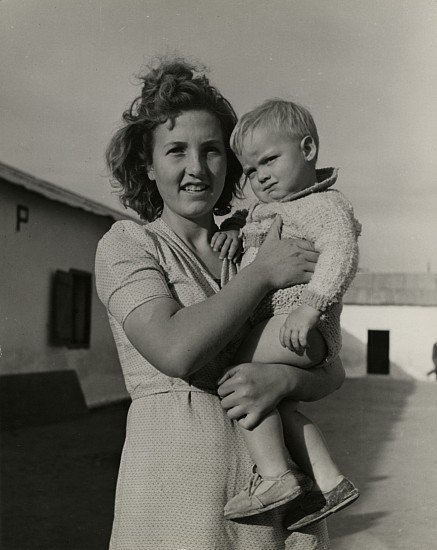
168 147 184 155
205 146 222 155
266 156 277 164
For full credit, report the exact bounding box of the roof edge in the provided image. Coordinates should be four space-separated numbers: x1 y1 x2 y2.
0 162 136 221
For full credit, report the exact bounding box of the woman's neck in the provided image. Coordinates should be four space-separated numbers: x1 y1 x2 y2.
161 209 217 250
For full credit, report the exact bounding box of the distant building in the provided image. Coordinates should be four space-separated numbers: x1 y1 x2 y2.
341 272 437 381
0 162 132 409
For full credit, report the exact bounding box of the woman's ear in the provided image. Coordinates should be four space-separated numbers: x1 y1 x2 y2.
300 136 317 163
147 165 155 181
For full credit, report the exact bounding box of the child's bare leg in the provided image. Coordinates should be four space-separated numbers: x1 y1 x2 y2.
236 315 342 490
238 409 292 477
279 400 343 492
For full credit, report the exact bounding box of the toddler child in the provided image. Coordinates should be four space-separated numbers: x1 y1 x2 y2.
212 99 361 530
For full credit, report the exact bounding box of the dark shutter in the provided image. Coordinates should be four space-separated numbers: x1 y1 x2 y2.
70 270 92 348
50 270 74 346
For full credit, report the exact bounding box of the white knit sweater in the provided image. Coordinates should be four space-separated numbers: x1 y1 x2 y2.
236 167 361 363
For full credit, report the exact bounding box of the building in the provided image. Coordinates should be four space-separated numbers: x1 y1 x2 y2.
341 272 437 381
0 162 132 420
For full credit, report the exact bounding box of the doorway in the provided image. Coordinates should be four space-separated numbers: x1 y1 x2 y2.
367 330 390 375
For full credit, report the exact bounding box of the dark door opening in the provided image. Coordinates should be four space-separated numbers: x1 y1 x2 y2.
367 330 390 375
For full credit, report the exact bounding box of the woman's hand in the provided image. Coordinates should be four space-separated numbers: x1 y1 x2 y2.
217 358 346 430
217 363 289 430
253 216 319 290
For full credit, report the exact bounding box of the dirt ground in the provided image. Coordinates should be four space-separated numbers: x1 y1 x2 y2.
1 377 436 550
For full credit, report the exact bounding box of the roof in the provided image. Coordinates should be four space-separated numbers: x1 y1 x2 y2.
344 272 437 306
0 162 135 221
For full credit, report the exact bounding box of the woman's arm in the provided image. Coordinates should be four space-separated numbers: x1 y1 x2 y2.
124 217 318 378
217 358 345 430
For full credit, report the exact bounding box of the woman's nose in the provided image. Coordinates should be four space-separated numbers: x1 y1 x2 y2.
186 153 205 177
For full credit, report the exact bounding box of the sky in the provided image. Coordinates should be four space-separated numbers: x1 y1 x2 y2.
1 0 436 273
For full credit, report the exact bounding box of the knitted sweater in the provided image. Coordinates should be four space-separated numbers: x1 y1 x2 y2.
242 167 360 310
226 167 361 363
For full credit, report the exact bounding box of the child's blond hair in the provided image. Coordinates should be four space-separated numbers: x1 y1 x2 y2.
230 99 319 161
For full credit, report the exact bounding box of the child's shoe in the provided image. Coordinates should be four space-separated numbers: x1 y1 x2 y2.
224 466 312 520
285 477 359 531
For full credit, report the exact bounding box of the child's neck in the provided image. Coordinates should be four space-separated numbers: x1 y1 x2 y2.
278 166 318 202
301 164 318 189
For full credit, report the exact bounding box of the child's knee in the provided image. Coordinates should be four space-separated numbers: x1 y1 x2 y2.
235 316 329 368
305 329 328 366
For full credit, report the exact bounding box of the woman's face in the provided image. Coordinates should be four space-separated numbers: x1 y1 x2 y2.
148 110 227 225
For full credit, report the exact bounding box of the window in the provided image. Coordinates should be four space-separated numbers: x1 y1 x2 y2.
50 269 92 348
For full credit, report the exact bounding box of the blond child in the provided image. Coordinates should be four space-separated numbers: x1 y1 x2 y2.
212 99 361 530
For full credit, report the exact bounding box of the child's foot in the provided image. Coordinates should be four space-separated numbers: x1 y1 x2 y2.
285 477 359 531
224 466 312 520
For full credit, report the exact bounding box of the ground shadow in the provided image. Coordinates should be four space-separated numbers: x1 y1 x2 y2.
1 402 129 550
299 375 417 545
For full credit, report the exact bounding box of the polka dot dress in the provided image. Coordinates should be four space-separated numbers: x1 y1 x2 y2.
95 218 329 550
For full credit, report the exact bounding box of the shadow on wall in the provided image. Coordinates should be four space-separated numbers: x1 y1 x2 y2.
340 329 414 381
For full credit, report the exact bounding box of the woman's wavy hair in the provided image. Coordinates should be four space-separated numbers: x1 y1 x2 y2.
106 58 243 221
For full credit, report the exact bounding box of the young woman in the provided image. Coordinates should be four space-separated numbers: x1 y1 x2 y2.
96 58 344 549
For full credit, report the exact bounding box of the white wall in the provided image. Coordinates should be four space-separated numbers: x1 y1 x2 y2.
341 305 437 381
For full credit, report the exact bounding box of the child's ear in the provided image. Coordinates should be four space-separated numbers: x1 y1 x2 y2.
300 136 317 163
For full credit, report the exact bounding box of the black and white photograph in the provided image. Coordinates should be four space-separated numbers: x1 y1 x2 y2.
1 1 436 549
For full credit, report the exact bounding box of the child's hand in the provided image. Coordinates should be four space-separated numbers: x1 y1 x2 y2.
211 230 242 262
279 304 322 353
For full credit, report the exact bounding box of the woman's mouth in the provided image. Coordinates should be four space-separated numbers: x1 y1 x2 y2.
181 184 209 193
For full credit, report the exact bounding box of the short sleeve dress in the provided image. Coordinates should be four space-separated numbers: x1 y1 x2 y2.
95 218 329 550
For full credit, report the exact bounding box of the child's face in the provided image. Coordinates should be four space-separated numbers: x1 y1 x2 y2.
238 126 315 203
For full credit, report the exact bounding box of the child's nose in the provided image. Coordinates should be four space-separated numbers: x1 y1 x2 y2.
257 167 270 183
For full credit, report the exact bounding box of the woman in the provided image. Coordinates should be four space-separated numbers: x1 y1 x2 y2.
96 58 344 549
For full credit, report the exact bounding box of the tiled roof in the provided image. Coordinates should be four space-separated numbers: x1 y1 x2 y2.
344 272 437 306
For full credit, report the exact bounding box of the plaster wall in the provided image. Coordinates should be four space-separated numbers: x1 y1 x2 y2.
340 304 437 381
0 180 128 406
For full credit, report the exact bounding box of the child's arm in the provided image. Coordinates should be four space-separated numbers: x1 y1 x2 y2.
220 209 248 231
279 191 360 352
210 229 242 262
210 209 248 262
298 191 361 311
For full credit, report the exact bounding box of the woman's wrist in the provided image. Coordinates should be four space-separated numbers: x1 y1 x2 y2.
239 259 273 294
273 364 296 401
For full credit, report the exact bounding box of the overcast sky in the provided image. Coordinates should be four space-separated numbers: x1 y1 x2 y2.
1 0 436 272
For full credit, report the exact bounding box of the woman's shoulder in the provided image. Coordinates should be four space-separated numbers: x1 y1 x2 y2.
97 219 160 258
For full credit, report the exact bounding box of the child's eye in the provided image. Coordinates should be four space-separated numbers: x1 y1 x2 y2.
266 156 277 164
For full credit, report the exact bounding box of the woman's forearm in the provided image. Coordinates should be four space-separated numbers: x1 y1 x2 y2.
168 264 271 372
125 262 272 378
125 219 317 378
282 357 345 402
217 358 345 430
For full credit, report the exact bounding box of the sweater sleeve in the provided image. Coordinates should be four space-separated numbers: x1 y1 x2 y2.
219 209 249 231
297 191 361 311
